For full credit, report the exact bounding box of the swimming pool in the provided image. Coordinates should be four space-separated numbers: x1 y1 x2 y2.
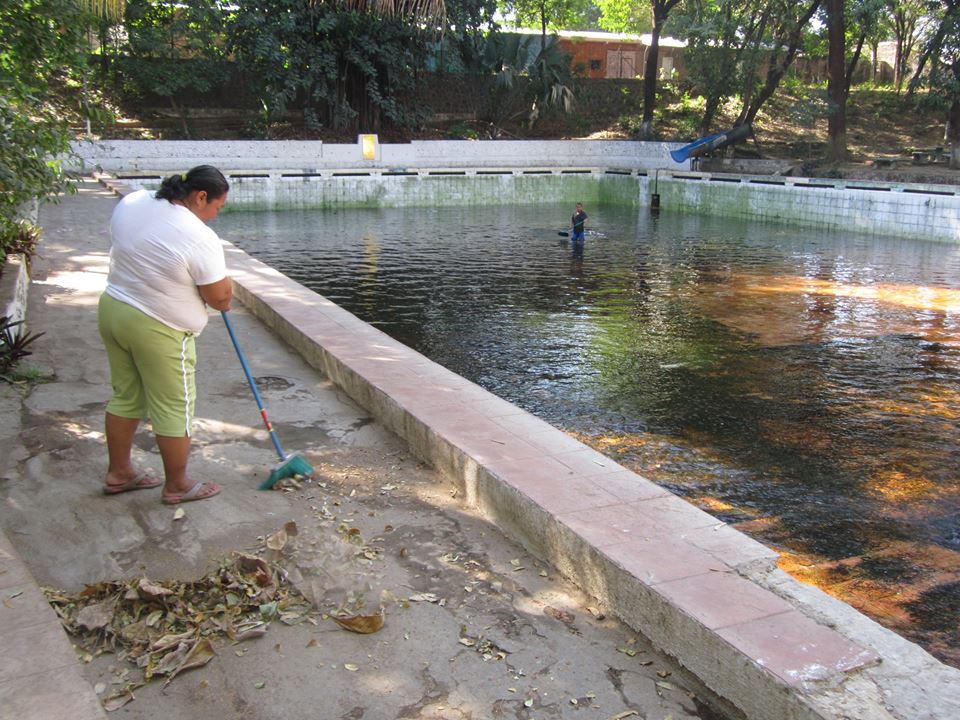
216 202 960 665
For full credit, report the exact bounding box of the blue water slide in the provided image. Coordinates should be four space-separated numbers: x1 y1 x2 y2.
670 124 753 163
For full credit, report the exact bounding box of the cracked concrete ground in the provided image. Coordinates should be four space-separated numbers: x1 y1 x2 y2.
0 182 732 720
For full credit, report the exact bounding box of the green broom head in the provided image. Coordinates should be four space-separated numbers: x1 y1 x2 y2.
259 453 315 490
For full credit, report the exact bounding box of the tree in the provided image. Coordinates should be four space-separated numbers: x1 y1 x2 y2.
670 0 770 135
506 0 594 47
479 31 574 128
597 0 680 138
910 0 960 167
826 0 848 160
825 0 884 160
229 0 445 134
734 0 822 129
116 0 229 137
0 0 97 246
888 0 925 91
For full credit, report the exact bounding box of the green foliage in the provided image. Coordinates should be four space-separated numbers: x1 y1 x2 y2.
0 222 41 266
0 0 96 239
114 0 228 102
229 0 433 133
476 32 575 127
653 84 704 138
668 0 746 133
912 4 960 116
595 0 652 33
506 0 596 34
447 121 479 138
617 113 645 136
0 316 45 382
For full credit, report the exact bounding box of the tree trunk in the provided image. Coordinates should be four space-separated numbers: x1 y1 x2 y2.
640 21 662 138
826 0 847 161
700 95 719 137
737 0 821 128
950 63 960 170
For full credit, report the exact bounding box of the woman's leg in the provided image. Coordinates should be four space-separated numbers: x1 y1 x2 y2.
104 412 141 487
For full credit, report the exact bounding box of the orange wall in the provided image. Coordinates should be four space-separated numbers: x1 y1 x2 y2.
559 39 644 78
557 38 686 80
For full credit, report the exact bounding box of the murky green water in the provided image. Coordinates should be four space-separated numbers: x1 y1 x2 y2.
216 203 960 664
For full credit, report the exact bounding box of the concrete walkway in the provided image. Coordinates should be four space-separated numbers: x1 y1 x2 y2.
1 182 730 720
2 180 958 720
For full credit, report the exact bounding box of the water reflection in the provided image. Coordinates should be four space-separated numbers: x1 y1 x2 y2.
216 203 960 666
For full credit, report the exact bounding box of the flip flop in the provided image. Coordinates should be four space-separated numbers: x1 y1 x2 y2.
103 471 163 495
162 481 221 506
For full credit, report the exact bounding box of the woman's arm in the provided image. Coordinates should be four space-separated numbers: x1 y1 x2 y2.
198 277 233 311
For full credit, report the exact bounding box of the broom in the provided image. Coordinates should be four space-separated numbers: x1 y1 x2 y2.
221 311 315 489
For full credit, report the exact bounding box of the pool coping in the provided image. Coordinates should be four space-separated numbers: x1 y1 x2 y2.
97 176 960 719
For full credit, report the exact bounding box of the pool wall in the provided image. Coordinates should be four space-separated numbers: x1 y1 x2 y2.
116 171 643 209
71 139 960 242
653 170 960 243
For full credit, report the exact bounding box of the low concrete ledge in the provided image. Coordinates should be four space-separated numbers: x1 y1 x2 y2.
1 254 30 324
70 138 687 174
224 241 960 720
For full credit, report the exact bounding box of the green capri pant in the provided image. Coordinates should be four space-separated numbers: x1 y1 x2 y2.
97 293 197 437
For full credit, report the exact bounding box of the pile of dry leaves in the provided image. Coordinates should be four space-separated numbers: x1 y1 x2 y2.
43 520 386 710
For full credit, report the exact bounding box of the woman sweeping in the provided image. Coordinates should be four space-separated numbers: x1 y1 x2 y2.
98 165 233 505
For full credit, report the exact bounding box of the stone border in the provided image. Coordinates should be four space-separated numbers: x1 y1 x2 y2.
1 254 29 325
69 138 686 174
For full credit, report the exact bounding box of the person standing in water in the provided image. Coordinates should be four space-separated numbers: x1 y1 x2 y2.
571 202 588 258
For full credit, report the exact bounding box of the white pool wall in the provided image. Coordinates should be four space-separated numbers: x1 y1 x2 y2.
68 138 960 242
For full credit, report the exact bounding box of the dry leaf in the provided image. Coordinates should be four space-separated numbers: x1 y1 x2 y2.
119 620 152 644
103 691 135 712
545 606 575 625
407 593 439 603
150 630 195 653
136 579 174 603
76 599 115 631
233 625 268 642
266 528 288 551
332 609 385 634
173 508 185 521
165 638 216 684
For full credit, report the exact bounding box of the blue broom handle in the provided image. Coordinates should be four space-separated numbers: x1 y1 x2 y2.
221 311 288 461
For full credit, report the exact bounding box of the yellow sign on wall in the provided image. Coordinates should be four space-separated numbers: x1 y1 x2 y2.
361 134 378 161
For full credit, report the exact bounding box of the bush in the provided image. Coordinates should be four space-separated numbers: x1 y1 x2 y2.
0 316 44 382
0 0 92 240
0 222 41 266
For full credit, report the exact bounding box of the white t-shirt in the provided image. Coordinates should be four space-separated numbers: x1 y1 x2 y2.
106 189 227 334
